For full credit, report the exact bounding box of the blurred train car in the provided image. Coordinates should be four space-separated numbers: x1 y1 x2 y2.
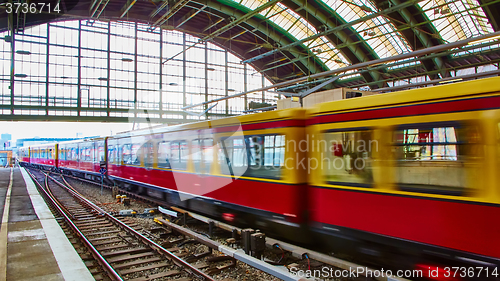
18 146 30 164
105 108 308 236
58 138 106 179
307 77 500 272
25 143 58 170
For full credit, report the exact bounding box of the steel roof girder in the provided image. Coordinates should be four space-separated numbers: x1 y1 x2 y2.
284 0 382 84
241 0 423 64
477 0 500 31
385 0 450 79
194 0 325 76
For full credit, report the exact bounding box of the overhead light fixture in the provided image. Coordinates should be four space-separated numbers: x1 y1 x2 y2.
98 77 108 81
468 34 500 45
14 74 27 78
439 78 463 84
440 8 450 14
207 67 215 71
168 82 178 86
121 58 133 62
60 76 69 79
364 30 376 37
16 50 31 55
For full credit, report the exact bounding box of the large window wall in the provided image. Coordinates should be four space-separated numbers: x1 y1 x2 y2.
0 20 276 122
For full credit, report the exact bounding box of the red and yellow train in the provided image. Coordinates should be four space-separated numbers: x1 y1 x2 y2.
19 77 500 278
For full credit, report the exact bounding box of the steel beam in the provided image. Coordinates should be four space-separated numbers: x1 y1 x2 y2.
374 69 500 92
285 0 381 85
151 0 190 28
120 0 137 18
182 30 500 109
241 0 422 64
175 6 206 28
380 0 449 79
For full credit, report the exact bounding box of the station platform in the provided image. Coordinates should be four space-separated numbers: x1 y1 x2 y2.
0 167 93 281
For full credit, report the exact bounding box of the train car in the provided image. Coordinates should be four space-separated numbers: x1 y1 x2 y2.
29 143 58 170
58 138 106 179
107 108 308 237
307 77 500 272
18 147 30 164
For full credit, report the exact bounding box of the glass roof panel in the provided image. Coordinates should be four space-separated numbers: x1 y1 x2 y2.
418 0 493 43
229 0 348 69
321 0 413 58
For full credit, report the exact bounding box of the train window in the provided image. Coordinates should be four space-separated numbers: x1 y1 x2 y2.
122 144 132 164
158 141 171 168
142 141 154 168
170 141 188 170
219 134 286 179
71 147 77 161
85 146 92 161
41 149 46 159
108 145 115 164
322 130 375 186
97 143 105 162
193 138 213 174
393 123 480 196
219 137 247 176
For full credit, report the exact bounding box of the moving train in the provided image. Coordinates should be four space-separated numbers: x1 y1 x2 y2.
19 77 500 279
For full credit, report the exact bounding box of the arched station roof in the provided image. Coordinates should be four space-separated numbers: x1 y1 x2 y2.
1 0 500 92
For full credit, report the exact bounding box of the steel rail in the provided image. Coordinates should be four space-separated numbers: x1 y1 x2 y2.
168 206 411 281
27 169 123 281
154 217 310 281
49 174 215 281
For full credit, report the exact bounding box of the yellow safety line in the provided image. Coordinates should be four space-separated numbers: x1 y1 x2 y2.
0 167 14 281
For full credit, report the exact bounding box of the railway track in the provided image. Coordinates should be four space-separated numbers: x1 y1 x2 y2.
27 169 217 281
57 172 409 281
28 167 413 281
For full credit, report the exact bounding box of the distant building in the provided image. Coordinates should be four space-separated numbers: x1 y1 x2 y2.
1 133 12 150
1 133 11 141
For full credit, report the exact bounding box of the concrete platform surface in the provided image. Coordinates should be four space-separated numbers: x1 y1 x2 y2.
0 167 94 281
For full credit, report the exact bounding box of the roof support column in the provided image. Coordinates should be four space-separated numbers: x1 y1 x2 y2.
159 27 163 119
183 32 187 119
77 20 82 116
225 49 229 115
244 64 248 112
388 0 450 79
45 24 50 116
204 41 208 119
134 22 138 120
107 21 111 117
9 3 14 115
